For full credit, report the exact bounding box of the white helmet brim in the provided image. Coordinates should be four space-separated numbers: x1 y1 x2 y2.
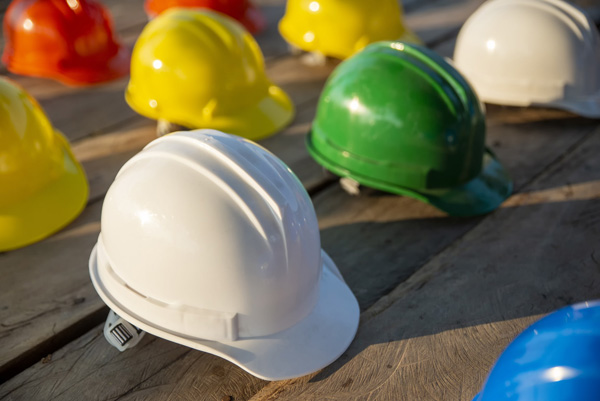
90 245 360 381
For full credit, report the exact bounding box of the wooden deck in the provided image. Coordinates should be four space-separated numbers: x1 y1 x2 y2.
2 1 600 400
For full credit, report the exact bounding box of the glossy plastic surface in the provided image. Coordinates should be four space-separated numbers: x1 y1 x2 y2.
454 0 600 117
144 0 266 33
474 301 600 401
89 130 359 380
0 77 88 251
279 0 421 59
307 41 512 216
2 0 130 86
126 9 294 140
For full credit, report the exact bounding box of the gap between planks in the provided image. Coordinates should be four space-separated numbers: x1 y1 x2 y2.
0 0 459 386
4 0 600 396
3 104 599 401
249 125 600 401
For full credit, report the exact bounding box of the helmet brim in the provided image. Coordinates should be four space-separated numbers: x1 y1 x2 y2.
279 18 422 59
90 247 359 381
127 83 295 141
307 130 512 216
543 95 600 119
455 65 600 119
7 44 131 87
418 150 513 217
55 44 131 86
0 131 88 251
219 84 295 141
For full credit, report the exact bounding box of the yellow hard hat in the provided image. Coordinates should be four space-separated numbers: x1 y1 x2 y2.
126 9 295 141
279 0 421 59
0 77 88 252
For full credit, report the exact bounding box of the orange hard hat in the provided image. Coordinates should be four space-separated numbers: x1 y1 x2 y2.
2 0 130 86
144 0 266 34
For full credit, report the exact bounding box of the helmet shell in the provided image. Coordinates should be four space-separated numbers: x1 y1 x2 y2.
98 130 321 338
0 77 88 251
279 0 421 59
126 9 293 140
90 130 360 381
454 0 600 117
309 42 486 192
144 0 266 33
474 301 600 401
2 0 130 86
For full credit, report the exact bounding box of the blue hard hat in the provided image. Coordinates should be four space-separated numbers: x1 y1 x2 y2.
473 301 600 401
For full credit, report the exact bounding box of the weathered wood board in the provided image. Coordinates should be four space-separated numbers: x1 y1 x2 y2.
1 0 481 384
250 126 600 401
2 0 600 400
0 1 289 143
4 65 600 401
4 104 600 401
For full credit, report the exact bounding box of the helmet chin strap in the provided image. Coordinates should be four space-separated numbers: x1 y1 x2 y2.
103 310 145 351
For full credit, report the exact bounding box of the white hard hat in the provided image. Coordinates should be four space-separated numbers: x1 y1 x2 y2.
89 130 359 380
453 0 600 117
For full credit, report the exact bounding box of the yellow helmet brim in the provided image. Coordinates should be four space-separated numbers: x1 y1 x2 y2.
127 83 295 141
206 84 295 141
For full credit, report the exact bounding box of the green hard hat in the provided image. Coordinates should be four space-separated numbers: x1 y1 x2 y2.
307 41 512 216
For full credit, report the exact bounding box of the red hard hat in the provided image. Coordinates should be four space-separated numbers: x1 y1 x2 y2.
2 0 130 86
144 0 266 34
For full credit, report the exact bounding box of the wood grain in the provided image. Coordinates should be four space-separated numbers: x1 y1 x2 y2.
0 327 265 401
3 74 598 401
315 101 598 311
0 1 291 143
250 127 600 401
5 0 599 399
0 201 105 382
0 0 515 145
0 0 470 386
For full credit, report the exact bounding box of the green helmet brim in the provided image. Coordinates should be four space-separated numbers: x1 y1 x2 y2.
420 150 513 217
307 130 512 216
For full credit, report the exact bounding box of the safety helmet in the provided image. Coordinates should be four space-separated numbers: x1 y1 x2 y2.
144 0 266 34
2 0 130 86
126 9 294 141
474 301 600 401
89 129 359 380
307 41 512 217
0 77 88 251
454 0 600 118
278 0 421 60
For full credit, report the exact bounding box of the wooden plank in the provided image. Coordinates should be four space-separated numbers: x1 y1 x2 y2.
1 1 291 143
407 0 489 46
8 0 576 391
2 90 597 400
76 56 335 201
304 20 600 307
253 1 288 60
312 108 597 311
1 0 600 396
249 128 600 401
0 0 490 145
0 0 467 381
0 327 266 401
72 0 503 204
0 59 334 383
0 0 589 388
0 201 105 383
75 118 156 202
